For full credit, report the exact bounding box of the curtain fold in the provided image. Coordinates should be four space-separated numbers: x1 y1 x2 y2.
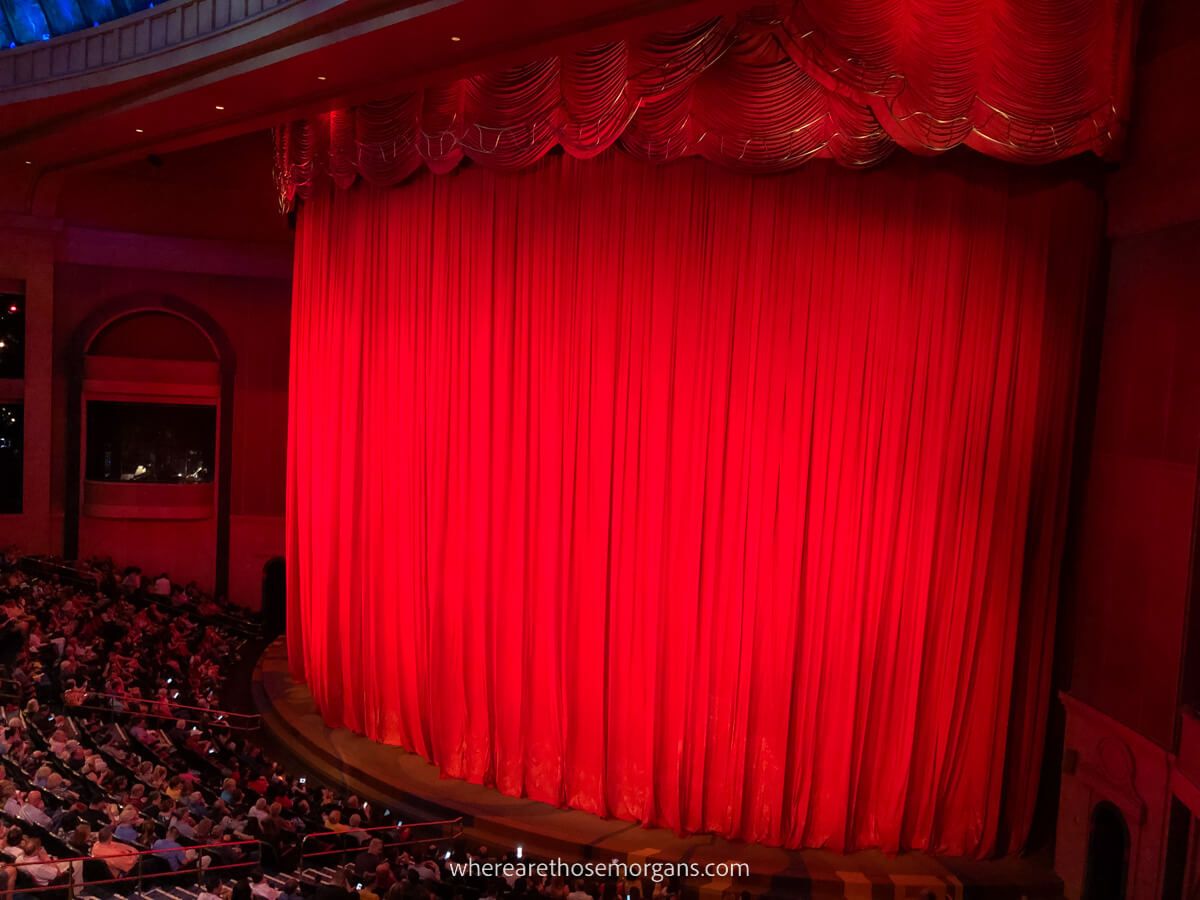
286 152 1102 856
273 0 1137 210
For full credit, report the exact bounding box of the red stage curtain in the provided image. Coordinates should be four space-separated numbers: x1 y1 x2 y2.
286 152 1102 856
274 0 1137 210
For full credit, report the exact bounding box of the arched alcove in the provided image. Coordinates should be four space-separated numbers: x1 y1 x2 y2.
88 310 218 361
65 296 236 599
1084 801 1130 900
83 310 219 505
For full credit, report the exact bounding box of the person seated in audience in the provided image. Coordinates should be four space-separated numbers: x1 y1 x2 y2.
7 737 32 768
369 863 394 895
247 797 271 825
344 813 369 845
414 854 440 883
250 867 280 900
90 826 138 877
66 823 91 857
113 806 142 844
126 782 148 810
323 809 350 833
80 755 111 788
11 834 67 888
197 874 225 900
276 878 304 900
353 839 385 879
244 769 269 797
42 772 74 805
388 868 430 900
62 680 86 708
0 828 24 864
314 866 356 900
120 568 142 592
22 700 51 732
0 784 18 819
46 729 68 757
151 825 191 871
17 789 57 830
169 809 198 840
186 791 210 819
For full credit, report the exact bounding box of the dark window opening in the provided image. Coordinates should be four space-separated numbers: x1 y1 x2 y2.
1084 801 1129 900
1162 798 1192 900
0 293 25 380
86 401 216 484
0 404 22 514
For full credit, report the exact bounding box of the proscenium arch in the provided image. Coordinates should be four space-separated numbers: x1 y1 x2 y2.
64 293 237 600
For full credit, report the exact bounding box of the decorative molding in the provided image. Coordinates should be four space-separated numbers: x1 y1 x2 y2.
1076 735 1147 826
61 227 292 279
1 216 292 278
1058 692 1177 829
1060 691 1172 759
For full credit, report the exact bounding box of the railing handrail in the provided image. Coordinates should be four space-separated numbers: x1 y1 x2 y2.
4 813 462 893
6 837 262 870
298 818 464 867
5 839 266 895
301 833 454 862
61 702 261 732
72 691 261 726
299 818 463 843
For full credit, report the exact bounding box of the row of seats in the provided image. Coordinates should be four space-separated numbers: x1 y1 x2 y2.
0 558 683 900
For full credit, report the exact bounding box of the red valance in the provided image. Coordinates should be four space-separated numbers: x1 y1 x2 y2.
273 0 1138 209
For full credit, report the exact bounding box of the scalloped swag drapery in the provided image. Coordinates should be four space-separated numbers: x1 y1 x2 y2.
273 0 1138 209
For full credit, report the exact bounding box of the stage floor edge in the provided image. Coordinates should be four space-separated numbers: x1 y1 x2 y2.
253 637 1063 900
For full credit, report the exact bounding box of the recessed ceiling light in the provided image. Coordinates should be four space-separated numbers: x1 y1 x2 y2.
450 35 461 42
135 128 144 133
317 75 327 81
23 160 31 165
215 105 225 110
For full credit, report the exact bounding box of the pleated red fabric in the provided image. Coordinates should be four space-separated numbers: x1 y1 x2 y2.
273 0 1137 210
286 152 1102 856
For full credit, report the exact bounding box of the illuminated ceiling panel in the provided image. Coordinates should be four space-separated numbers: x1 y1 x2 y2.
0 0 151 47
